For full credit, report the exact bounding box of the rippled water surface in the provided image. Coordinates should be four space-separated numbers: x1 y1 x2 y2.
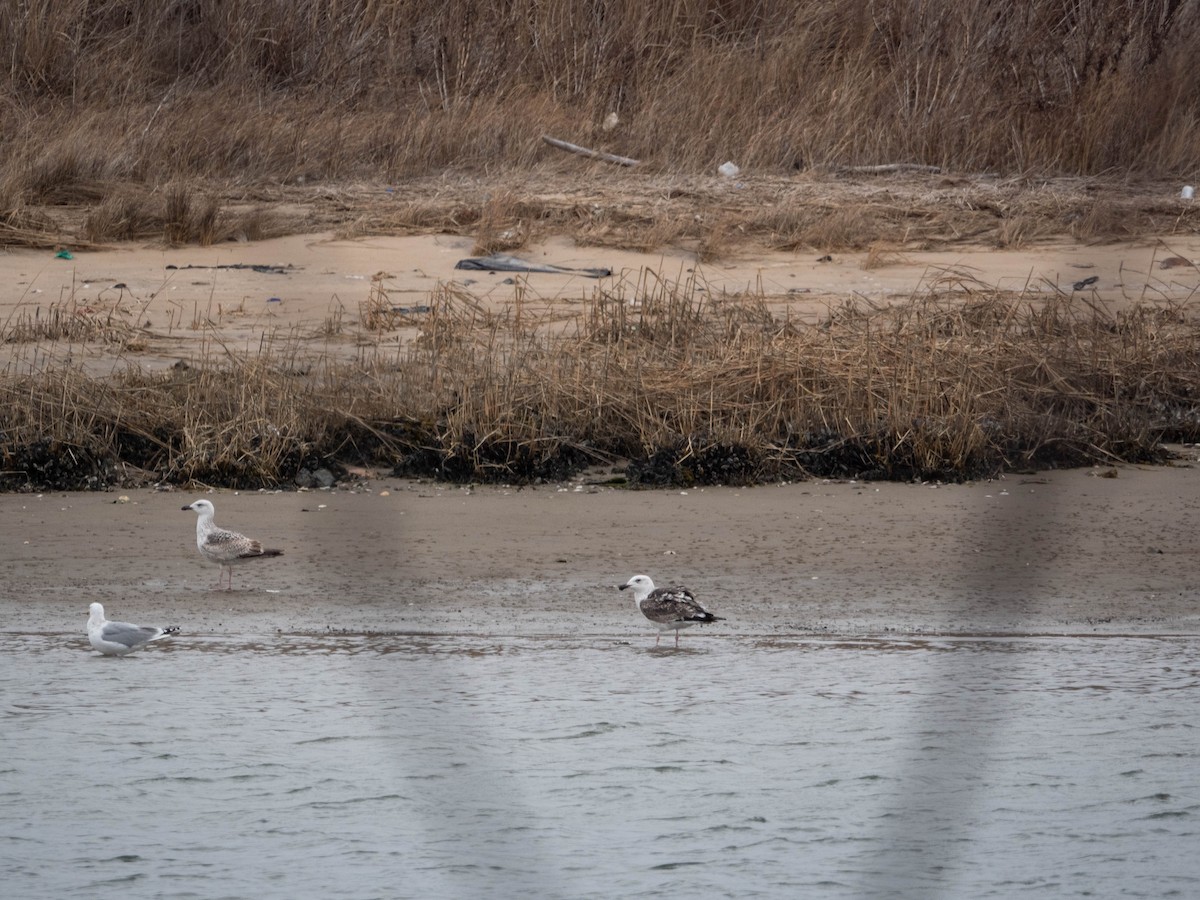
2 632 1198 899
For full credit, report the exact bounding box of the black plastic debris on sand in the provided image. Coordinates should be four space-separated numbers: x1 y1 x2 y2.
455 254 611 278
165 263 298 275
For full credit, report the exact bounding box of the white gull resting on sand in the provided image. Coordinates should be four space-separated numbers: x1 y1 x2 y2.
87 603 179 656
619 574 725 647
182 499 283 590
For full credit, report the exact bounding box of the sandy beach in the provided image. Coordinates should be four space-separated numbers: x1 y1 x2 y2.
4 224 1200 372
3 207 1199 640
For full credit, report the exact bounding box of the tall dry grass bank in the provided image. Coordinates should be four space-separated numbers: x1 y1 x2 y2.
3 276 1199 490
1 0 1199 198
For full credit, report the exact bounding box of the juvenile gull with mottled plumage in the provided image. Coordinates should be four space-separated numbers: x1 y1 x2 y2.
183 498 283 590
619 574 725 647
87 603 179 656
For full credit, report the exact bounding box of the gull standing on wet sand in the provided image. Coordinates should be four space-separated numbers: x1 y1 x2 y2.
182 499 283 590
619 574 725 647
87 603 179 656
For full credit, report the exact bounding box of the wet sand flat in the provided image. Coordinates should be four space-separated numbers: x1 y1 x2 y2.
4 461 1198 640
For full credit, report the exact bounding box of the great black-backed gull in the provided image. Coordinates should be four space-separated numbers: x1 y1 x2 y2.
182 499 283 590
87 603 179 656
619 574 725 647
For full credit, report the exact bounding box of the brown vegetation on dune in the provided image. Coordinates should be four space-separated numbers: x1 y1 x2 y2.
1 1 1200 250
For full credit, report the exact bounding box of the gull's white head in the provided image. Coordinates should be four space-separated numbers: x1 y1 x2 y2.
88 602 105 626
619 574 655 602
182 499 215 517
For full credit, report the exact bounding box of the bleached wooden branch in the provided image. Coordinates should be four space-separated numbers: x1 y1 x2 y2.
541 135 641 167
839 163 943 175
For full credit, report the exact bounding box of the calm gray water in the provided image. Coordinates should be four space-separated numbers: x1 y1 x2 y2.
2 631 1198 899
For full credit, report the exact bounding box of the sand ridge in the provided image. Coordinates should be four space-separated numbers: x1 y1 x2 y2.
4 231 1199 371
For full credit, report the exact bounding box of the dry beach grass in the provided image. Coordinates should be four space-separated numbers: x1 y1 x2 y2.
3 1 1200 188
3 268 1198 490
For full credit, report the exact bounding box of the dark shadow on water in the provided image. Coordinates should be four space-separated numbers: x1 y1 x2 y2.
643 645 706 656
854 485 1061 898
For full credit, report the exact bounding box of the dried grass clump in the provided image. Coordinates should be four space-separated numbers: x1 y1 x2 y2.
359 275 473 333
0 341 353 489
3 271 1199 490
0 194 63 248
2 297 141 346
471 190 531 254
82 190 163 244
81 185 276 246
3 307 123 346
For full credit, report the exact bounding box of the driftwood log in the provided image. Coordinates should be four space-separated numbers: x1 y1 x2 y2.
541 135 640 167
838 163 943 175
